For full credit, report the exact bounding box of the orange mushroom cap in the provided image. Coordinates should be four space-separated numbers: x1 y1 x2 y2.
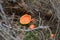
20 14 31 24
29 24 35 30
31 18 35 22
51 34 55 38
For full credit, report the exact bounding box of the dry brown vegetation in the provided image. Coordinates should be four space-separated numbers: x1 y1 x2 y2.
0 0 60 40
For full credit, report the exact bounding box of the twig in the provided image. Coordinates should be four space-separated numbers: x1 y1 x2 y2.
0 4 8 24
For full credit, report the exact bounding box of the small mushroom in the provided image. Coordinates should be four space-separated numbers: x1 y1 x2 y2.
29 24 35 30
51 34 55 38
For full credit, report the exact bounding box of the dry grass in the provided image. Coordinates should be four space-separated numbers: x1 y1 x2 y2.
0 0 60 40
